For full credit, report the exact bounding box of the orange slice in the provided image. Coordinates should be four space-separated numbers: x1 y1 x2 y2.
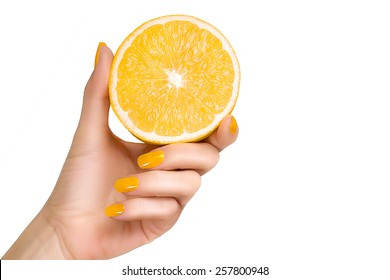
109 15 240 144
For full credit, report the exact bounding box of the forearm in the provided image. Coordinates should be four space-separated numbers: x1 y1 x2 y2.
2 213 66 260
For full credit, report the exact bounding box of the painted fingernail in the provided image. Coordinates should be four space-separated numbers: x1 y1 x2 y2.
114 176 139 193
105 203 125 217
137 150 164 169
94 42 107 68
229 116 238 135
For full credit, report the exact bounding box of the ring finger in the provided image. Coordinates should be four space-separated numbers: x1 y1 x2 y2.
105 197 180 221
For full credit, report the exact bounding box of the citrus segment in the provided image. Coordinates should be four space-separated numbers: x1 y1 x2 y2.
109 15 240 144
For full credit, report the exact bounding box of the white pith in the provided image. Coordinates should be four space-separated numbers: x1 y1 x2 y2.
110 15 240 143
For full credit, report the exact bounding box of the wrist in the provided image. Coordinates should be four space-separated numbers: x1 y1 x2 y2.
2 212 66 260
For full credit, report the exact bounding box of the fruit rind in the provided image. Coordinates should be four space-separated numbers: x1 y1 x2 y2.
109 14 240 144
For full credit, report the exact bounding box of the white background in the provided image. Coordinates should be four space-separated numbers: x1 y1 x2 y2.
1 0 390 279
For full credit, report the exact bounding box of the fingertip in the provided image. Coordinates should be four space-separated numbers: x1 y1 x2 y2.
105 203 125 217
97 43 114 69
94 42 107 68
222 115 239 143
85 42 113 99
204 115 238 152
229 115 238 135
91 43 114 85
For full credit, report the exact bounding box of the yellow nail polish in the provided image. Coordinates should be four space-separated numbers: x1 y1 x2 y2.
137 150 164 169
229 116 238 135
94 42 107 68
114 177 139 193
105 203 125 217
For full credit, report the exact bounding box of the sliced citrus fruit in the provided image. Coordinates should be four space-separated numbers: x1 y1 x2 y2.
109 14 240 144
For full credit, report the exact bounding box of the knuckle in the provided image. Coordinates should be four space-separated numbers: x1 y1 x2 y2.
186 170 201 192
164 198 181 216
205 143 220 169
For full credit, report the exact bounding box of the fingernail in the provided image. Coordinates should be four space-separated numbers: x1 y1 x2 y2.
94 42 107 68
229 116 238 135
137 150 164 169
114 176 139 193
105 203 125 217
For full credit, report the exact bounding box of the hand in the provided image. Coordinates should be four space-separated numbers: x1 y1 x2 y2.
2 43 238 260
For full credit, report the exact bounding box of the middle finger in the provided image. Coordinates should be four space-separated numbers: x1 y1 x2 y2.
114 170 201 206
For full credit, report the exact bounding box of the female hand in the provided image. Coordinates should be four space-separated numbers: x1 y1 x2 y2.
2 43 238 259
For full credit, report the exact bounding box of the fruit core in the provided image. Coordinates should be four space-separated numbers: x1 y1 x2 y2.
166 69 184 88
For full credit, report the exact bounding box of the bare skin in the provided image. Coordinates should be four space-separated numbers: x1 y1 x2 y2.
2 44 238 260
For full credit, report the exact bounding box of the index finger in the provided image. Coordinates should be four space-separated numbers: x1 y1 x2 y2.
203 115 239 152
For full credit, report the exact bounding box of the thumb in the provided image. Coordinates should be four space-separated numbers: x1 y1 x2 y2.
76 43 114 142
